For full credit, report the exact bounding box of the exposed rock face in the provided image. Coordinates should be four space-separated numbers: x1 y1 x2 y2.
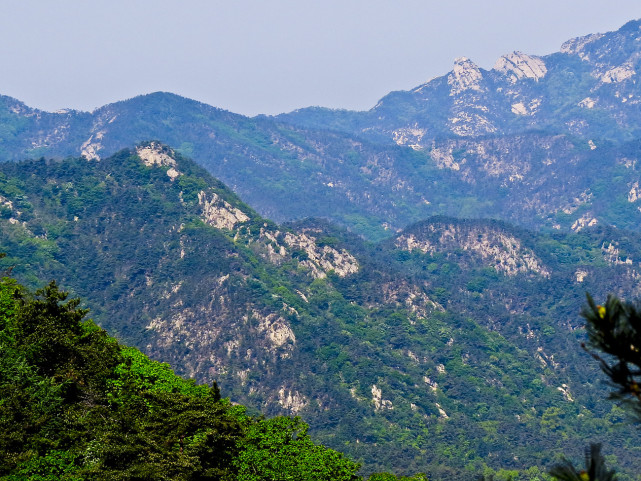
435 403 449 419
602 242 634 266
628 181 640 203
396 222 550 278
429 147 460 171
256 227 359 278
423 376 438 392
198 191 250 230
493 51 547 83
137 142 177 168
571 214 598 232
579 97 597 109
371 384 393 412
377 281 443 318
81 131 105 160
256 311 296 351
448 111 497 137
392 125 427 149
560 21 641 86
448 57 484 95
136 142 184 180
601 64 636 83
560 33 605 58
575 269 588 283
283 231 359 278
278 387 308 414
557 384 574 402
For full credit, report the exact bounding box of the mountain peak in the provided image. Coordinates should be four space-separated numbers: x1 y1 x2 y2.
135 142 182 180
560 19 641 61
448 57 484 95
560 32 605 57
493 51 547 83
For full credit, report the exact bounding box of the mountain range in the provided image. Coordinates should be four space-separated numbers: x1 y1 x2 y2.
1 17 641 480
2 20 641 240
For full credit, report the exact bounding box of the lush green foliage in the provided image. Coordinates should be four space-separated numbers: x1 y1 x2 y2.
0 277 361 480
1 19 641 480
583 293 641 417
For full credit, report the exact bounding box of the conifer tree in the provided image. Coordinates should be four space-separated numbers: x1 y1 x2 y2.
549 294 641 481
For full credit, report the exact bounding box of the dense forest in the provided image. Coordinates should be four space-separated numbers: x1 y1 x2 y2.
0 274 400 480
0 145 640 478
1 268 638 480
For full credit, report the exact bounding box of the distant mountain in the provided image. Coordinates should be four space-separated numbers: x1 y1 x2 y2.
0 92 458 239
279 19 641 144
1 144 641 478
1 20 641 239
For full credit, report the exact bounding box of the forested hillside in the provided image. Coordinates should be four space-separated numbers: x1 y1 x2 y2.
0 144 640 478
0 275 372 480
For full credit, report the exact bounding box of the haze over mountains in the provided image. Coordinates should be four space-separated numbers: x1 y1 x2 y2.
2 17 641 480
2 19 641 239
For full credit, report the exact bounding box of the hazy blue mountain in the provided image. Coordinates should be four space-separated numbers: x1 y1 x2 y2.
1 21 641 240
278 19 641 144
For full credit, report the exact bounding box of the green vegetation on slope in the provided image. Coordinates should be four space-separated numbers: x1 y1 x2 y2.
0 147 640 479
0 276 363 480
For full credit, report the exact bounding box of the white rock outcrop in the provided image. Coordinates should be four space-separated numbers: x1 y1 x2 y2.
371 385 393 411
511 102 528 115
435 403 449 419
136 142 183 180
81 131 105 161
278 387 308 414
393 125 427 150
601 64 636 83
560 33 604 59
283 232 359 278
448 57 484 95
557 384 574 402
137 143 176 168
429 147 461 171
424 376 438 392
493 51 547 83
198 191 250 230
571 214 598 232
448 111 497 137
396 225 550 278
579 97 596 109
256 311 296 349
602 242 633 266
628 181 640 202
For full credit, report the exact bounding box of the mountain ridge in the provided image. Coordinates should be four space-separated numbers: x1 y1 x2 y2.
1 19 641 239
1 143 641 477
277 18 641 142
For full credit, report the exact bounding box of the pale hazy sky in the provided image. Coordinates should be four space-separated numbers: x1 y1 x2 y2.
1 1 640 116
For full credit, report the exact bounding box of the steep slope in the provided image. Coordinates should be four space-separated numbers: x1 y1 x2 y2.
0 277 362 481
2 90 641 239
0 92 466 239
0 145 640 478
